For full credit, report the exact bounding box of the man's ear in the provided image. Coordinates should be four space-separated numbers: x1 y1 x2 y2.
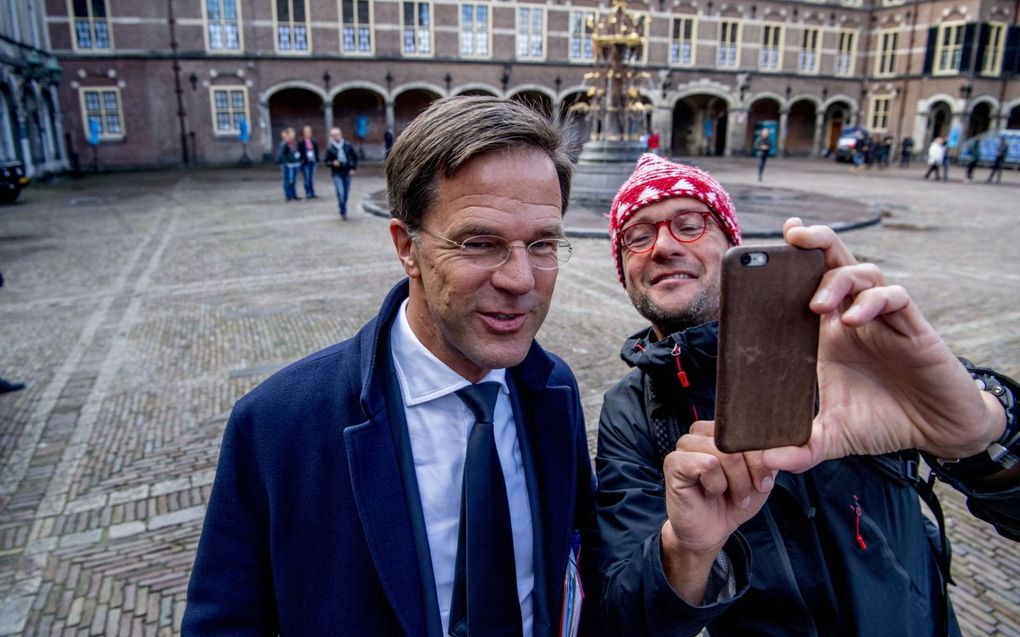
390 219 421 279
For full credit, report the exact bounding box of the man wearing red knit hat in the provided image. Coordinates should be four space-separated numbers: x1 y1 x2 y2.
590 154 1019 636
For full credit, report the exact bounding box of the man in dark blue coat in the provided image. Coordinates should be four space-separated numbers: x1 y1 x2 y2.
182 96 597 636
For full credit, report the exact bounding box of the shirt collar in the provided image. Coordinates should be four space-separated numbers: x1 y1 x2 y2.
390 298 507 407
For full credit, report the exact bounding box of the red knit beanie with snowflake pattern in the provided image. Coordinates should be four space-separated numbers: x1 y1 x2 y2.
609 153 742 287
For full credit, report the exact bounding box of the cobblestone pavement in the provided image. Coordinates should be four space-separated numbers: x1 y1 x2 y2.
0 158 1017 636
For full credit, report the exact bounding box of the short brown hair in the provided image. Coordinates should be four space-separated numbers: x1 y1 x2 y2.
385 95 572 231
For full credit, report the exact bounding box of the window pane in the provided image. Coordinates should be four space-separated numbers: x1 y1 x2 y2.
76 20 92 48
462 5 472 27
277 0 291 21
343 27 355 50
209 23 222 48
94 21 109 48
293 0 306 22
342 0 353 23
103 91 118 110
88 114 103 133
73 0 89 18
106 114 121 134
217 112 230 130
223 0 237 21
233 112 244 130
90 0 107 18
231 90 245 109
358 0 369 22
225 24 239 48
278 26 291 49
85 92 100 111
214 90 228 109
403 2 413 26
207 0 220 21
419 3 429 26
294 26 307 49
477 5 487 27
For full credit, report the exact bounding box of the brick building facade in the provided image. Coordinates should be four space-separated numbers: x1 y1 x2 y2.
41 0 1020 170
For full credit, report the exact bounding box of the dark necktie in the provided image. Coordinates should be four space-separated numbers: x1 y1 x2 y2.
448 382 523 637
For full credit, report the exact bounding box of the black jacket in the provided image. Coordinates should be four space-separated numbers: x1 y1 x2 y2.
593 322 1019 637
324 139 358 175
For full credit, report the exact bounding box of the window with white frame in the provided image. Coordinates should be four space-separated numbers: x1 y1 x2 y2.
71 0 112 50
402 1 432 55
759 23 782 70
798 28 819 72
835 29 855 75
79 87 124 140
460 3 490 57
671 17 696 66
875 30 897 76
981 22 1006 76
206 0 242 51
210 86 249 136
570 10 595 61
717 20 739 67
869 95 892 131
934 22 964 74
276 0 309 52
340 0 372 53
516 6 544 60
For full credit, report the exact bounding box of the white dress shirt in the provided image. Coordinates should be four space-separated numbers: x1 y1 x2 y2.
390 299 534 636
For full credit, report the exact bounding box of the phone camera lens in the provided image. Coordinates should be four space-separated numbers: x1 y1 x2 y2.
740 253 751 266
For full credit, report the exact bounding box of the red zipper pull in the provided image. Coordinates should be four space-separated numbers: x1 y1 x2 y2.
850 495 867 550
671 344 689 388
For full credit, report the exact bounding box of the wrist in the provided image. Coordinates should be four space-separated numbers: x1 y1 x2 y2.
937 368 1019 482
659 521 726 605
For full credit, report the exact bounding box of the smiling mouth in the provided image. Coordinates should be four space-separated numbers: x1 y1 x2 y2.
480 311 529 332
652 272 696 284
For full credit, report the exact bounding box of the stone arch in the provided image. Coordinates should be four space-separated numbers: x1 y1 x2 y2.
265 86 325 154
670 92 730 156
21 85 44 164
453 83 499 97
1006 99 1020 129
786 98 817 156
332 86 387 161
259 80 327 105
967 98 996 138
747 95 781 150
393 87 441 135
822 98 854 155
393 82 445 102
509 88 554 119
923 98 954 146
327 80 387 104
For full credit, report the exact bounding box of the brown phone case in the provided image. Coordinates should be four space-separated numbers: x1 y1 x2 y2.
715 245 824 453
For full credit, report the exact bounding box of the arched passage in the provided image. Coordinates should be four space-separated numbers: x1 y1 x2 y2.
394 88 441 135
510 90 553 119
0 85 18 161
1009 105 1020 129
968 102 993 137
823 100 852 155
670 94 728 157
926 101 952 146
332 87 386 161
268 88 324 151
747 97 781 151
786 99 817 156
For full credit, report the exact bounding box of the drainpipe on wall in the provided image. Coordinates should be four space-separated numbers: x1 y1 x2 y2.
168 0 189 165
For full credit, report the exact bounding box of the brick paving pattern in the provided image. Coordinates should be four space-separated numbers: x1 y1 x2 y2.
0 158 1017 635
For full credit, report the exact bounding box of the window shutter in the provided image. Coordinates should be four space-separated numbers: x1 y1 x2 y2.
1005 25 1020 76
923 26 937 74
974 23 989 73
961 23 977 72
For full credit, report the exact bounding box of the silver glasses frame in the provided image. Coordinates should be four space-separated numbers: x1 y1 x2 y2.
417 229 573 270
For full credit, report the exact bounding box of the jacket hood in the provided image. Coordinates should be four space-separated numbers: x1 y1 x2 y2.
620 321 719 388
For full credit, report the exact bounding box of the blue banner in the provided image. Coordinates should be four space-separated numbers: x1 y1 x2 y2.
356 115 369 139
88 119 101 146
238 117 250 143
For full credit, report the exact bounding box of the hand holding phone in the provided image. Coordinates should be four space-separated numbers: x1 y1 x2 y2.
714 245 824 453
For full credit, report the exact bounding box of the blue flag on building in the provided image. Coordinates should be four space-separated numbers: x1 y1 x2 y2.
238 117 250 143
88 119 101 146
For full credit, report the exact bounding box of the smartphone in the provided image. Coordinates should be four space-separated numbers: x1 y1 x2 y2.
714 245 824 453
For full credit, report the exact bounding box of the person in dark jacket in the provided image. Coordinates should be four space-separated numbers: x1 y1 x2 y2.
183 96 599 637
592 153 1020 637
275 127 302 201
324 126 359 219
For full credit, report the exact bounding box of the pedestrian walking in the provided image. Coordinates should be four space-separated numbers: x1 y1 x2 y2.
300 125 319 199
900 137 914 167
647 130 661 156
966 136 981 182
756 128 771 182
324 127 358 219
987 136 1008 183
923 137 945 181
276 128 302 201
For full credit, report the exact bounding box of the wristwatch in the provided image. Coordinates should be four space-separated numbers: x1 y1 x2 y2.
937 364 1019 483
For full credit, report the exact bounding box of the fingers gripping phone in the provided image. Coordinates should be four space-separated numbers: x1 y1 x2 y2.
715 245 824 453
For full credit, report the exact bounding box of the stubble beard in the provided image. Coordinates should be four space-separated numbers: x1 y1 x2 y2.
627 279 721 338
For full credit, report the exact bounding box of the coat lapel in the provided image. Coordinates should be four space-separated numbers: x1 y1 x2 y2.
513 368 578 635
345 418 429 637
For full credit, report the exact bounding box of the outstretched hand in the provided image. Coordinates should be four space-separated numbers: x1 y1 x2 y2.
760 219 1006 473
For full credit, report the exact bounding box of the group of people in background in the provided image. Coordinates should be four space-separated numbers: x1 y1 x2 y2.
926 134 1009 184
849 130 896 171
276 125 376 219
